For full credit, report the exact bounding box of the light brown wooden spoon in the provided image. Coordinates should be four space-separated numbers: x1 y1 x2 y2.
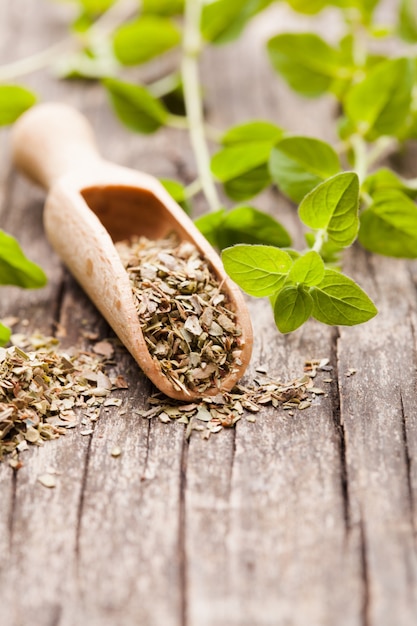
11 103 253 400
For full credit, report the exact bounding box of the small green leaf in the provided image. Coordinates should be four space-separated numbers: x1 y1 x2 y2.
288 251 325 286
358 190 417 258
195 206 291 249
267 33 345 97
103 78 168 134
311 269 377 326
113 16 181 65
344 58 414 139
222 244 293 296
213 121 284 200
194 209 226 248
0 321 11 347
201 0 272 44
221 120 284 145
363 168 417 200
285 0 331 14
0 230 47 288
273 285 313 333
79 0 115 15
223 206 291 248
398 0 417 42
223 165 272 201
211 142 274 182
269 136 341 203
0 85 37 126
142 0 184 15
159 179 191 214
298 172 359 247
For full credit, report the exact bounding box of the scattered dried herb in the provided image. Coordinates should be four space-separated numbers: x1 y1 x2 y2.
136 358 333 440
116 233 243 394
0 333 120 464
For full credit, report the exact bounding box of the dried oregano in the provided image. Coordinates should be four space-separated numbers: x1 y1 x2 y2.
116 233 243 395
0 333 117 463
136 358 333 439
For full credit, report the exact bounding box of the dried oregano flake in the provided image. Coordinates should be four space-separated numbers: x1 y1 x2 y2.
136 359 333 439
0 332 120 462
116 233 243 395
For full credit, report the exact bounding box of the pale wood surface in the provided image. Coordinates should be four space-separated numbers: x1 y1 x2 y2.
1 2 417 626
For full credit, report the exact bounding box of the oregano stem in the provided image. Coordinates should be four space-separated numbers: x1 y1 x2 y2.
351 134 368 184
184 179 203 198
0 0 136 82
312 229 327 254
366 136 398 170
181 0 221 213
0 39 74 82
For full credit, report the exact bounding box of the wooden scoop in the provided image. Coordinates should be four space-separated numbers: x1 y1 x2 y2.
11 103 253 400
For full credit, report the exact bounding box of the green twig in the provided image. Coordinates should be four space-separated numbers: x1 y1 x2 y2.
184 179 203 198
181 0 221 213
0 0 137 82
312 229 327 254
351 134 368 183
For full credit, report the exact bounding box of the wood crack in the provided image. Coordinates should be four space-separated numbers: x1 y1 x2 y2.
360 516 371 626
331 327 351 532
74 432 94 570
400 392 416 543
0 167 15 225
227 426 237 505
179 435 189 626
140 419 151 482
8 468 17 552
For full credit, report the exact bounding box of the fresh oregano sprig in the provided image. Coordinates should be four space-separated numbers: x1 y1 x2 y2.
1 0 417 336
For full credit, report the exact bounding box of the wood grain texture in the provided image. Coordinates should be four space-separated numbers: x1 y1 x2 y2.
1 1 417 625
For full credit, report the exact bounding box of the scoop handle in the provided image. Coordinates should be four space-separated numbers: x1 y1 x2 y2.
11 102 102 190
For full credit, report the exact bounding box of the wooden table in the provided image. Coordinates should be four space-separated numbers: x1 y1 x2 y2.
1 1 417 625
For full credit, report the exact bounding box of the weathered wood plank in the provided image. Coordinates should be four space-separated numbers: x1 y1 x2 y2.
338 250 417 626
1 2 417 626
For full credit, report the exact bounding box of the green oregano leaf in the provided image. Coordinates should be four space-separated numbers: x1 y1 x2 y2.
311 269 377 326
223 165 272 201
358 190 417 258
0 85 37 126
362 168 417 200
0 230 47 288
222 206 291 248
159 179 191 214
103 78 168 133
194 209 226 248
269 136 341 203
288 251 325 286
398 0 417 42
221 244 293 296
0 321 11 347
196 207 291 249
142 0 184 15
212 120 284 200
221 120 284 145
267 33 346 97
211 142 274 183
298 172 360 247
284 0 332 14
113 16 181 65
344 57 414 139
273 285 313 333
201 0 272 44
